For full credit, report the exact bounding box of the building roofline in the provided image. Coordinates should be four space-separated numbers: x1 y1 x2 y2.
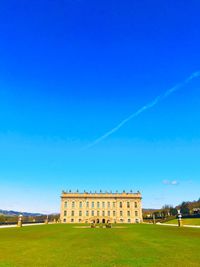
62 190 141 194
61 191 142 199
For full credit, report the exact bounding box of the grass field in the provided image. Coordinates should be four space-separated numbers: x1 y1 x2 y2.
165 218 200 225
0 224 200 267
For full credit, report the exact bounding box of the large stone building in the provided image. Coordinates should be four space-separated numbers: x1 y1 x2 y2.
60 191 143 224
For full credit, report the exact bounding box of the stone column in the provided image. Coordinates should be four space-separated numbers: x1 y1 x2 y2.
45 215 49 224
177 210 183 227
153 214 156 224
17 215 23 227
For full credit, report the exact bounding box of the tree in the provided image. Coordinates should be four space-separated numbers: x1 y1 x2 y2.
161 205 172 217
170 207 178 216
153 211 161 218
0 215 5 223
180 202 190 215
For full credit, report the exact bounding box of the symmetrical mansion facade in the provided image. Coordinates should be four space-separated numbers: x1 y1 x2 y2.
60 191 143 224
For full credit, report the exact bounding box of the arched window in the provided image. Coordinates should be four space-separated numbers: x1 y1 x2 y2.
79 202 82 208
119 202 123 208
79 211 82 216
97 202 100 208
71 210 75 216
135 211 138 217
135 202 138 208
64 210 67 216
72 201 75 208
127 202 130 208
64 201 67 208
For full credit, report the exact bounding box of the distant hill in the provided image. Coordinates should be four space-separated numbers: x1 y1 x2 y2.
0 209 43 217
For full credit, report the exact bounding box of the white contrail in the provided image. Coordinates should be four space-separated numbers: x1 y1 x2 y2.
84 71 200 149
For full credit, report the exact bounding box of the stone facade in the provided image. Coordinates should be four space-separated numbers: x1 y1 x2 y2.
60 191 143 224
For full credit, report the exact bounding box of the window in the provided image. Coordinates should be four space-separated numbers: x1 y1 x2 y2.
86 201 89 208
113 211 116 216
128 219 131 223
71 219 74 223
127 202 130 208
79 202 82 208
97 202 100 208
64 210 67 216
72 201 75 208
79 219 81 222
92 202 94 208
79 211 82 216
64 201 67 208
71 210 74 216
63 218 66 223
127 211 130 217
107 202 110 208
135 202 138 208
119 202 122 208
86 211 89 216
102 202 105 208
120 211 123 217
108 211 110 216
135 211 138 217
97 211 100 216
102 211 105 216
113 202 115 208
92 210 94 216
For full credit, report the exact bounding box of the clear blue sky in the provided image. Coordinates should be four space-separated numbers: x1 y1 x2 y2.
0 0 200 213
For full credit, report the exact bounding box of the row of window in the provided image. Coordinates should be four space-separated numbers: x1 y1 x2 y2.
64 201 138 209
63 218 139 223
63 210 139 217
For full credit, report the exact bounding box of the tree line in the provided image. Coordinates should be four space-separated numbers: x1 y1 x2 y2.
143 197 200 219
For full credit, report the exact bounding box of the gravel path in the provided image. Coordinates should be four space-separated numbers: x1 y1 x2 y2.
157 222 200 228
0 223 45 229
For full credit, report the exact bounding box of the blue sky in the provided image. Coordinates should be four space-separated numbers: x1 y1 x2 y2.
0 0 200 213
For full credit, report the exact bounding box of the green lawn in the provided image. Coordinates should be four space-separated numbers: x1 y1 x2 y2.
0 224 200 267
166 218 200 225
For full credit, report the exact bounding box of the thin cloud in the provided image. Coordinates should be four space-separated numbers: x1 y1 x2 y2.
83 71 200 150
162 180 179 186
